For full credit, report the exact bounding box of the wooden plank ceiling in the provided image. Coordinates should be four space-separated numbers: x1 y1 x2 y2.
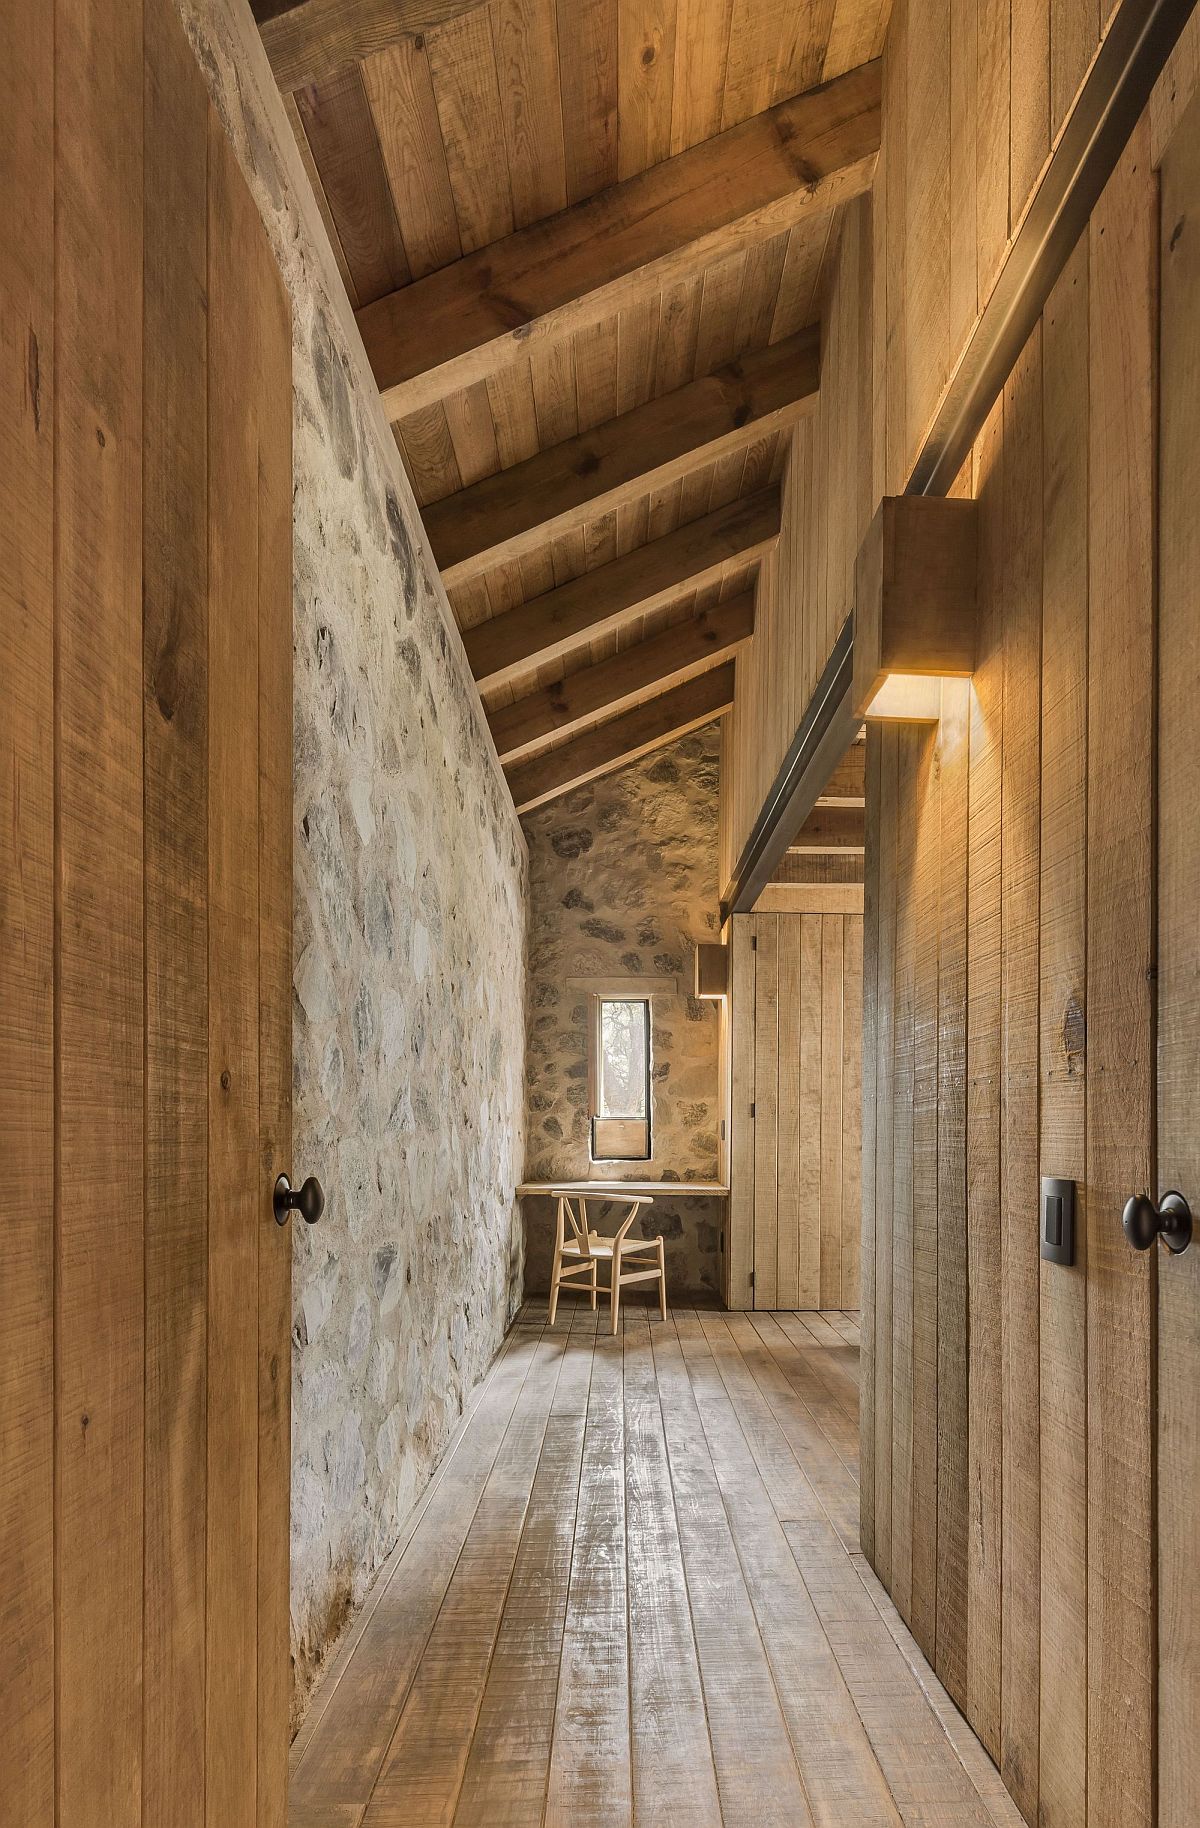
254 0 888 805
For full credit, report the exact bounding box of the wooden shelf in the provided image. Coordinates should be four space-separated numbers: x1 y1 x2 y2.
517 1181 729 1198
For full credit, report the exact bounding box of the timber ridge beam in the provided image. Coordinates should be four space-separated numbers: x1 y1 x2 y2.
356 62 881 418
720 0 1196 918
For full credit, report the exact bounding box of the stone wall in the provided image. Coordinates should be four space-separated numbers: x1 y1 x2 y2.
174 0 527 1725
522 725 725 1297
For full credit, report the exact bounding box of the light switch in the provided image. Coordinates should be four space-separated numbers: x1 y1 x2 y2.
1041 1177 1074 1266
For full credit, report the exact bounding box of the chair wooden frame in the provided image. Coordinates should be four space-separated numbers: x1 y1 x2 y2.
547 1190 667 1334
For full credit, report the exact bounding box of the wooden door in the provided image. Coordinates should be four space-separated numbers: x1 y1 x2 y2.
1 3 294 1825
727 908 863 1310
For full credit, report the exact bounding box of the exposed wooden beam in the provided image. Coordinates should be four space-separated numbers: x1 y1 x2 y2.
506 665 736 814
787 804 865 852
359 63 881 418
253 0 480 91
426 328 820 589
464 489 778 692
490 592 755 763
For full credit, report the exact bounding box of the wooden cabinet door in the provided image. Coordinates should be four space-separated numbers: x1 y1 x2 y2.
1 3 293 1824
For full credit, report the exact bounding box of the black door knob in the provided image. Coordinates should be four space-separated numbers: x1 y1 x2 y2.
274 1173 325 1227
1121 1190 1192 1254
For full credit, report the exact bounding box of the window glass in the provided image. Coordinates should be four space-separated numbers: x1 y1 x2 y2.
596 999 649 1117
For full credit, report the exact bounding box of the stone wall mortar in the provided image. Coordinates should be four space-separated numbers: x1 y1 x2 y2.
173 0 527 1727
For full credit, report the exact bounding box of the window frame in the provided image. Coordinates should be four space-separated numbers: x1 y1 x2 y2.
587 993 653 1163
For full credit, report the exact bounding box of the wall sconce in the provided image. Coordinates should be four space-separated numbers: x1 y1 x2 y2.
694 942 729 999
852 496 978 721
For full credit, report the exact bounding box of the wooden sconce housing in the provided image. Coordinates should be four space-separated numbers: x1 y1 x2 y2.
694 942 730 999
852 496 979 719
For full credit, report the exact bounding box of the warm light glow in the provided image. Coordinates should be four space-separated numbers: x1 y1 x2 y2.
862 674 944 721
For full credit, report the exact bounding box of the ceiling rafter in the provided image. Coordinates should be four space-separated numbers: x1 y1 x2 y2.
490 590 755 763
357 61 880 417
505 663 736 814
425 327 819 590
464 487 779 691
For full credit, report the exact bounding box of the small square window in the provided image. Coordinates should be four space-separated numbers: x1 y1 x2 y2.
589 996 651 1162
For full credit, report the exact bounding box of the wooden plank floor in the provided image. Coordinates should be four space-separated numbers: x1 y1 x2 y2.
289 1301 1024 1828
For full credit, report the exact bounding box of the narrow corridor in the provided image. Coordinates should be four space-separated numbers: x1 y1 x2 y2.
289 1305 1021 1827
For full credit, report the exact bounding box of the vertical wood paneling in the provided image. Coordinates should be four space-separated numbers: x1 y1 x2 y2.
1037 236 1089 1828
910 729 939 1662
934 680 969 1710
776 915 803 1309
966 398 1004 1762
819 915 845 1308
55 0 146 1820
8 16 292 1821
731 907 863 1314
1157 85 1200 1828
1085 117 1155 1828
889 733 917 1620
0 0 55 1817
721 201 872 889
798 907 840 1311
840 916 863 1308
751 914 780 1310
874 726 898 1589
999 324 1043 1822
206 121 264 1828
859 732 882 1562
255 226 294 1828
859 85 1170 1828
727 917 756 1309
142 8 209 1820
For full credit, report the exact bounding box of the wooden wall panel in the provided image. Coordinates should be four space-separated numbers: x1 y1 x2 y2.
873 725 897 1589
726 916 757 1309
720 198 874 889
256 181 296 1828
819 914 846 1306
965 396 1004 1765
999 323 1043 1821
1084 116 1155 1828
1157 84 1200 1828
728 908 863 1311
859 88 1194 1828
909 727 939 1663
54 0 147 1819
751 913 780 1309
889 732 917 1620
207 122 266 1828
720 0 1166 896
5 7 295 1822
142 5 210 1818
934 680 969 1711
1037 236 1089 1828
0 1 56 1819
859 732 882 1561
